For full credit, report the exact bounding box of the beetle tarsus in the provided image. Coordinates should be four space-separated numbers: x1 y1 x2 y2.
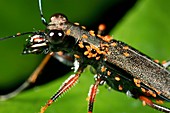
139 96 170 113
87 74 101 113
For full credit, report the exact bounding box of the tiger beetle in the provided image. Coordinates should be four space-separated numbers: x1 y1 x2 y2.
0 0 170 113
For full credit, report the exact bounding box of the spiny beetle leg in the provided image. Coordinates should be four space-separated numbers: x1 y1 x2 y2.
139 96 170 113
87 74 101 113
40 66 85 113
0 53 52 101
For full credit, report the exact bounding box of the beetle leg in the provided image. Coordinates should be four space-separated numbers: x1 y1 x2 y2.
40 66 85 113
97 24 106 36
87 74 101 113
53 51 74 66
139 96 170 113
162 60 170 69
0 53 52 101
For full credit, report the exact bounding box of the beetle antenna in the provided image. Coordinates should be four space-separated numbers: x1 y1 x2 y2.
0 32 34 41
38 0 48 26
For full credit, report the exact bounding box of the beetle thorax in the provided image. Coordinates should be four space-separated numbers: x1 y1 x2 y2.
47 13 68 31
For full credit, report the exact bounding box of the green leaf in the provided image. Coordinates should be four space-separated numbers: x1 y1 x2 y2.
110 0 170 60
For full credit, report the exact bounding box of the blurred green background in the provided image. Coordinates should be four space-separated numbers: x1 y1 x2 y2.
0 0 170 113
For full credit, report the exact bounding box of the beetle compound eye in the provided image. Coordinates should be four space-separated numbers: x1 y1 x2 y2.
48 30 65 44
49 30 64 38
